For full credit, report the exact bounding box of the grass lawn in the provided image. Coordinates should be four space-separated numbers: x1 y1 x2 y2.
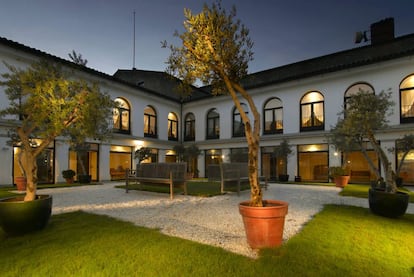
0 182 102 199
340 184 414 203
0 205 412 276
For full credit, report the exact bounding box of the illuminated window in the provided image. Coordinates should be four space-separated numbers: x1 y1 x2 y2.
168 112 178 141
400 74 414 123
232 104 247 137
113 98 130 134
300 91 324 131
344 83 374 110
206 108 220 139
184 113 195 141
264 98 283 134
144 106 157 138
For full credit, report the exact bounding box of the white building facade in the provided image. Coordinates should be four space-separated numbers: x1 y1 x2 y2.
1 18 414 186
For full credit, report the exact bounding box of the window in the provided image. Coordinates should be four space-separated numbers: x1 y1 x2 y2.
344 83 374 109
400 74 414 123
113 98 130 134
184 113 195 141
264 98 283 134
232 104 247 137
144 106 157 138
300 91 324 131
206 108 220 139
168 112 178 141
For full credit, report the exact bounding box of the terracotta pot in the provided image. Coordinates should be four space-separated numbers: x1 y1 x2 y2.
65 178 74 184
15 176 27 191
239 200 289 249
334 175 350 188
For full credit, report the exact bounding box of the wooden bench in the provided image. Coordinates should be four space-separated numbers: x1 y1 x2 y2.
125 163 188 199
351 170 371 183
208 163 268 196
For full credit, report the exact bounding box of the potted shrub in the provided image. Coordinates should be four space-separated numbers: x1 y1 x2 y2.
62 169 76 184
273 139 293 182
165 1 288 248
0 59 115 235
329 166 350 188
330 90 410 217
174 144 202 179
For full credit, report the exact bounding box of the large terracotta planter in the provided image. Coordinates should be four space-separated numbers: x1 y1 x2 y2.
334 176 350 188
15 176 27 191
239 200 289 249
0 195 53 235
368 188 409 218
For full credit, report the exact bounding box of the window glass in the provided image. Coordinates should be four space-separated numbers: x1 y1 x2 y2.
264 98 283 134
144 106 157 137
300 91 324 131
400 75 414 123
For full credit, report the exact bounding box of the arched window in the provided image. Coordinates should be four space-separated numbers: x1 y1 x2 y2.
206 108 220 139
168 112 178 141
113 98 130 134
144 106 157 138
233 104 247 137
344 83 374 109
400 74 414 123
184 113 195 141
263 98 283 134
300 91 324 131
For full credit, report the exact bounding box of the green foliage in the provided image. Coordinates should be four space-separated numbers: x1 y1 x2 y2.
61 169 76 179
330 90 398 192
134 147 152 164
329 166 349 177
0 59 115 199
164 1 253 95
165 1 262 206
273 139 293 158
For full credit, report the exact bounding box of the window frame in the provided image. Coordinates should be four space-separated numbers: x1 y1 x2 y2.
206 108 220 140
263 97 283 135
232 104 247 137
300 91 325 132
400 74 414 124
168 112 178 141
144 105 157 138
184 113 195 141
113 98 131 134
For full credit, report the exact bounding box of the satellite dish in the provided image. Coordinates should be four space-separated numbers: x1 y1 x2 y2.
355 31 369 44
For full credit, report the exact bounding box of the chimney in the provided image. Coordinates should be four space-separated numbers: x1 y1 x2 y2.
370 18 395 45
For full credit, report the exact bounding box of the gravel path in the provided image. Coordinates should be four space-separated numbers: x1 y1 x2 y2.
41 182 414 258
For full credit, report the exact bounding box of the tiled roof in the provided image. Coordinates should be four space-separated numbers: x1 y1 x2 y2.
2 33 414 102
0 37 185 103
241 33 414 89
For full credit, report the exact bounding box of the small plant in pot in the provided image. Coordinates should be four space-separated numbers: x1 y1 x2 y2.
330 89 410 218
62 169 76 184
329 166 350 188
273 139 293 182
0 59 115 235
165 1 288 249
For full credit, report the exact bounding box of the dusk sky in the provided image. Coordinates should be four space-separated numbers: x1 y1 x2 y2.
1 0 414 76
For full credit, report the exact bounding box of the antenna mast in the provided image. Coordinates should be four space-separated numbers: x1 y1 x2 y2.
133 10 136 70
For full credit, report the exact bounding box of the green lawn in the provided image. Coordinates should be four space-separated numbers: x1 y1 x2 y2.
0 205 412 276
340 184 414 203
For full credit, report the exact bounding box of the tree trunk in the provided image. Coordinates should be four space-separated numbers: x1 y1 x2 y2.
21 150 37 201
367 133 397 192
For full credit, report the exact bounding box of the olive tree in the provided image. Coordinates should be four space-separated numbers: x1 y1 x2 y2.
0 59 115 201
330 90 402 192
164 2 263 206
